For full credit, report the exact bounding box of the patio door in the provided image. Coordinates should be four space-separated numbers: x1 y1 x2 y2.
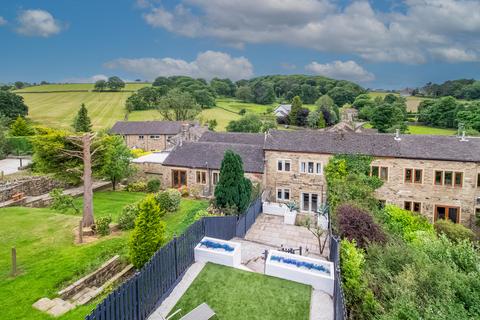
301 193 319 213
435 205 460 223
172 170 187 188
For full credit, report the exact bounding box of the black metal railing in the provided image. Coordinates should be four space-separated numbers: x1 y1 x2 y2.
85 197 262 320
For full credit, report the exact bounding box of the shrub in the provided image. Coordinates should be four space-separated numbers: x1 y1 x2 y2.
95 216 112 236
49 188 79 214
118 203 140 230
194 209 216 221
126 181 147 192
156 188 181 212
276 115 289 125
337 204 386 248
340 239 380 319
129 195 166 269
146 178 161 193
434 219 475 242
131 148 151 158
383 205 434 241
238 108 246 115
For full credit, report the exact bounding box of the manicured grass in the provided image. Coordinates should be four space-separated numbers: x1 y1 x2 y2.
0 192 207 320
368 91 427 112
170 263 311 320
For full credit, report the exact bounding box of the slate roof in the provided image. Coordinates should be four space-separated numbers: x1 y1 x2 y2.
162 141 264 173
110 121 188 135
264 130 480 162
274 104 291 117
199 132 265 146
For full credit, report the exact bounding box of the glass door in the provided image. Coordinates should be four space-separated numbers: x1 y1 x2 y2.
172 170 187 188
301 193 320 213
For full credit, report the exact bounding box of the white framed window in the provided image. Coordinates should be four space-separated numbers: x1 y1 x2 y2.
277 159 291 172
150 135 160 139
276 188 290 201
196 171 207 184
300 160 322 175
300 192 320 213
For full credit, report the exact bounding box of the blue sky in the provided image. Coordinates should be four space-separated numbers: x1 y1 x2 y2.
1 0 480 89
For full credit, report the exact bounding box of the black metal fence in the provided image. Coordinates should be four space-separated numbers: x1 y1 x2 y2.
330 236 347 320
85 197 262 320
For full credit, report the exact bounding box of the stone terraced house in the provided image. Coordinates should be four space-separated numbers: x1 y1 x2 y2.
110 121 205 151
140 129 480 228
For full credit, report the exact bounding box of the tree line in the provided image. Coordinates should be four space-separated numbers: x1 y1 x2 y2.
420 78 480 100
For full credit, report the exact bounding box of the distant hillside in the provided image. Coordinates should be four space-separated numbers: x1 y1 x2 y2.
419 79 480 100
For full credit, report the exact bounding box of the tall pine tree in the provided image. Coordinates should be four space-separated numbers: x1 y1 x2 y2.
73 104 92 132
289 95 303 126
214 150 252 214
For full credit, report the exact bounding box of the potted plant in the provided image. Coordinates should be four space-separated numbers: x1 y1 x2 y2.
284 201 298 225
316 204 329 230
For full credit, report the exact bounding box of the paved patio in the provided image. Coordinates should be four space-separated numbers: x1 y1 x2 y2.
245 214 330 258
0 157 31 175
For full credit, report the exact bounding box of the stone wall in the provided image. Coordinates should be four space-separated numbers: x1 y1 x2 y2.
0 176 68 202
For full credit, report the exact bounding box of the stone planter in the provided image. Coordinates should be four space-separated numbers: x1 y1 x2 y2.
283 209 297 225
194 236 241 268
317 214 329 230
262 202 287 216
265 250 334 295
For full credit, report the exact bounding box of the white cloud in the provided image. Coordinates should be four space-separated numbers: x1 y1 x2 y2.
306 60 375 82
0 16 7 26
16 9 62 37
140 0 480 64
64 74 108 83
104 51 254 81
429 47 479 62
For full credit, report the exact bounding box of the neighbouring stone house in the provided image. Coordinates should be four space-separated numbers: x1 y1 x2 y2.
133 129 480 228
263 130 480 228
151 132 265 197
110 121 206 151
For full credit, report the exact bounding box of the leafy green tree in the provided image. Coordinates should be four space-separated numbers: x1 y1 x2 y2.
192 89 216 108
352 94 375 110
107 76 125 91
0 115 9 158
72 104 92 132
457 101 480 132
0 90 28 121
226 114 262 133
235 86 253 102
289 96 303 125
214 150 252 214
300 84 319 104
158 89 201 121
9 116 35 136
296 108 310 127
210 78 236 97
252 81 275 104
370 103 407 133
306 110 326 128
129 194 166 269
327 86 357 107
14 81 25 90
316 94 338 126
99 135 134 190
152 76 172 87
261 117 277 132
49 188 80 214
94 79 107 91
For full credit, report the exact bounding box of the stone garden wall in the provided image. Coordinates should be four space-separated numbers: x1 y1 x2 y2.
0 176 69 202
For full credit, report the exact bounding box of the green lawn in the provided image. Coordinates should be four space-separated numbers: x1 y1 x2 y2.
170 263 311 320
0 191 207 320
368 91 427 112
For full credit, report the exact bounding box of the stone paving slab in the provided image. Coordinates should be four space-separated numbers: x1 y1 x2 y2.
310 289 334 320
245 214 329 258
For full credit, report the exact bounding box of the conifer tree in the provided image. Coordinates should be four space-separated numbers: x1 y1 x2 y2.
214 150 252 214
129 195 166 269
289 95 303 126
72 104 92 132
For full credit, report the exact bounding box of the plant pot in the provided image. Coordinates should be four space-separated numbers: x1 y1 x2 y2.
317 214 329 230
284 209 297 225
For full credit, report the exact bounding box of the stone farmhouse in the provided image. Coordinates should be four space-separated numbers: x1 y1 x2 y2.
110 121 206 151
133 128 480 228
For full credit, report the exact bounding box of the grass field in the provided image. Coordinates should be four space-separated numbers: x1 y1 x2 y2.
15 83 150 92
407 124 456 135
170 263 311 320
0 191 207 320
